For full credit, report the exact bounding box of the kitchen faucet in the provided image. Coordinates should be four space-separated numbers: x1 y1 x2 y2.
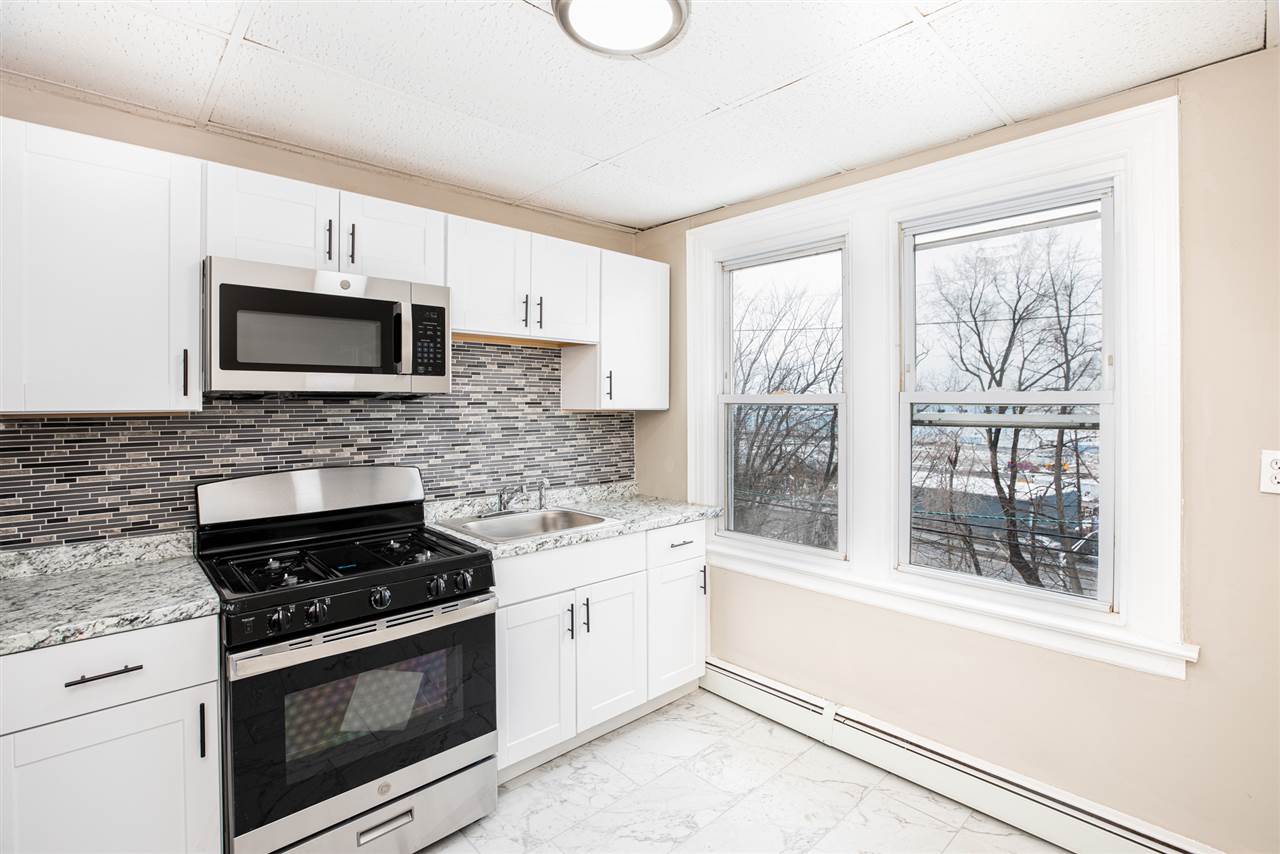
495 478 551 512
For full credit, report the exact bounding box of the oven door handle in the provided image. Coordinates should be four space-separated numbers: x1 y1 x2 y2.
226 592 496 681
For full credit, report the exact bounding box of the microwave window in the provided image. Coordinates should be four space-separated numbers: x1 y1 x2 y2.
237 310 382 368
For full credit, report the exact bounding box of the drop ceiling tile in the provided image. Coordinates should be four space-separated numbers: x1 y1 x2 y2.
931 0 1266 121
140 1 241 33
210 44 594 201
525 163 717 229
728 23 1004 173
609 105 842 211
0 1 227 117
642 1 911 106
244 0 715 161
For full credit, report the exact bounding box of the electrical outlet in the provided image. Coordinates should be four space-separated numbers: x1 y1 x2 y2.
1261 450 1280 495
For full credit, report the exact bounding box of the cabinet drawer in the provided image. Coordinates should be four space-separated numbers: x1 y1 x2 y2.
0 616 218 735
645 521 706 568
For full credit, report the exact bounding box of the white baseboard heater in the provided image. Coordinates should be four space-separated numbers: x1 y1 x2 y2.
701 659 1218 854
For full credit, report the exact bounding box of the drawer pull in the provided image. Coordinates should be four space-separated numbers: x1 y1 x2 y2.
670 539 694 549
357 809 414 846
64 663 143 688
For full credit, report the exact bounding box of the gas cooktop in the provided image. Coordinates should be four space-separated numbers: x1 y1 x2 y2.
194 467 493 650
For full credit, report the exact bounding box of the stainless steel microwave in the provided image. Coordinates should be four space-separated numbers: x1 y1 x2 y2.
203 257 450 397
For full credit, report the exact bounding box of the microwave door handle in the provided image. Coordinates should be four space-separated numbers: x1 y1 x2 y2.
393 308 404 372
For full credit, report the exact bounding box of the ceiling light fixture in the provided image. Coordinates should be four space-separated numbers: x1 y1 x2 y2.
552 0 688 57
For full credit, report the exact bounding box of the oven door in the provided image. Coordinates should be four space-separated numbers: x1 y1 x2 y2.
225 593 496 852
206 256 413 394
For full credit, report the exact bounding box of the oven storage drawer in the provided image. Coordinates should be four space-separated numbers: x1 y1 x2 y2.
0 616 218 735
645 521 706 568
286 757 496 854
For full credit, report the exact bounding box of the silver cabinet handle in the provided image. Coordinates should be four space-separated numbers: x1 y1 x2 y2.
326 218 334 261
522 294 530 327
182 349 189 396
65 663 143 688
198 701 207 758
567 602 575 639
349 222 357 264
701 565 707 594
358 809 414 847
582 597 591 633
606 370 613 400
536 296 544 329
670 539 693 549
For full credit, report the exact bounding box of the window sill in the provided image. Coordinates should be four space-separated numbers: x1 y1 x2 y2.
708 537 1199 679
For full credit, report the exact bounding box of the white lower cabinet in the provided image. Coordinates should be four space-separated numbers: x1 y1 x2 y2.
0 681 220 854
647 557 708 698
496 591 577 768
576 572 648 731
494 526 708 771
496 572 648 768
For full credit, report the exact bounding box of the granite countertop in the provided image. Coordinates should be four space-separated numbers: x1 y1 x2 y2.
0 535 219 657
425 483 722 559
0 482 718 656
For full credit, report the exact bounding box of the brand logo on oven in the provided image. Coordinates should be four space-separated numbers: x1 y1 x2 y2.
377 782 391 797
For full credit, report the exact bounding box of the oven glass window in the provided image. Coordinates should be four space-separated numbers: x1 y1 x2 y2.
237 310 382 369
282 648 462 785
229 612 495 838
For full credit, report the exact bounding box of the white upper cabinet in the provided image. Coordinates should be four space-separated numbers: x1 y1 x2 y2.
207 164 445 283
561 250 669 411
529 234 600 343
0 119 202 413
339 191 445 283
206 162 340 271
446 215 532 337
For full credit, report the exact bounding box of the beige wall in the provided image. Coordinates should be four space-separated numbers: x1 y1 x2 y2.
636 49 1280 852
0 78 636 255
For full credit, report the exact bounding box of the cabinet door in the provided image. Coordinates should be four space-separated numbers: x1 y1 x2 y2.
0 119 201 413
446 215 531 337
339 191 445 283
530 234 599 343
206 162 340 270
647 557 707 698
576 571 647 732
601 250 669 410
495 592 576 768
0 682 220 854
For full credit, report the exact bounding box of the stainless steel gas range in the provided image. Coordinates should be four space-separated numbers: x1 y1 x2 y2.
194 465 496 854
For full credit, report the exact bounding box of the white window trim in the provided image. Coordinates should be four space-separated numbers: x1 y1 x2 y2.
719 239 850 559
898 184 1117 611
686 97 1198 678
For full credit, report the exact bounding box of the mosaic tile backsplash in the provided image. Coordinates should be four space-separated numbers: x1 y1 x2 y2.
0 341 634 550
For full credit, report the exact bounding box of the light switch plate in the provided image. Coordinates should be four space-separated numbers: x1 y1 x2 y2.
1261 450 1280 494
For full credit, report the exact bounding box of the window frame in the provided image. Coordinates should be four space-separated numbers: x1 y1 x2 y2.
684 98 1195 678
896 184 1117 612
717 238 850 560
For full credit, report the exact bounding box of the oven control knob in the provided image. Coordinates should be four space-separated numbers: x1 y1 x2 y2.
452 570 474 592
370 586 393 610
266 607 287 635
427 576 447 598
304 600 329 625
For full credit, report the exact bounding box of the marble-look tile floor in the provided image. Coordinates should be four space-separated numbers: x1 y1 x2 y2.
428 690 1069 854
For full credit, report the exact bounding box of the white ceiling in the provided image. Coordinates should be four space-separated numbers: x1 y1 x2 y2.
0 1 1268 230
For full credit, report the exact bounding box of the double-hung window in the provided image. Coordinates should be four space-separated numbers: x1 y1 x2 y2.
901 188 1113 605
720 243 846 555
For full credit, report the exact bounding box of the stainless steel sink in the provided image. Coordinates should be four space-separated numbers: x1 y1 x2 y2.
439 508 610 543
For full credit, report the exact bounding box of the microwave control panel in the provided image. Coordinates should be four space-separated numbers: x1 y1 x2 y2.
412 305 447 377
